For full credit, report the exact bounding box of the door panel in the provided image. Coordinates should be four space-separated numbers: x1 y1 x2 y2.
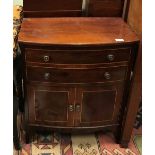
81 90 116 122
75 83 124 126
35 91 68 122
27 84 75 127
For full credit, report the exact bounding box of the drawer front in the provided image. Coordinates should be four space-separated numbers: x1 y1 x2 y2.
25 48 131 64
26 66 127 83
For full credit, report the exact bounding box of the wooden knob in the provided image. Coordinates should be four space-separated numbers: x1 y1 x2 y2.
44 73 50 80
43 55 50 62
104 72 111 80
107 54 115 61
76 104 81 112
69 105 74 112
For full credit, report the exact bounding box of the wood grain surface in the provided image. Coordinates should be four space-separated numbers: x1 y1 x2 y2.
19 17 139 45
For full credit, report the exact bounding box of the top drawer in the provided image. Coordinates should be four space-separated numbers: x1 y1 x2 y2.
25 48 131 65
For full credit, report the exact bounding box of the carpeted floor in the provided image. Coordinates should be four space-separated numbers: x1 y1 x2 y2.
134 135 142 155
14 113 142 155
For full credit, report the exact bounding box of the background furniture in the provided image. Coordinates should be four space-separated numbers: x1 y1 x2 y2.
127 0 142 129
13 81 20 150
23 0 83 17
18 0 140 148
87 0 125 17
13 49 23 150
13 5 23 150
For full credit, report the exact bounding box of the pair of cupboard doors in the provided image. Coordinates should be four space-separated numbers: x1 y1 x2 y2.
27 82 124 128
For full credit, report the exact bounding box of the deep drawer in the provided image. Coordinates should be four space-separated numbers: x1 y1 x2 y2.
25 48 131 65
26 66 127 83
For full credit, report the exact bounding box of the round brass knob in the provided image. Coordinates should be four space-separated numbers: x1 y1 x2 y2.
104 72 111 80
44 73 50 80
107 54 115 61
43 55 50 62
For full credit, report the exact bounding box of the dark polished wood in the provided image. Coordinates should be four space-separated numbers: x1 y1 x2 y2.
19 17 139 147
27 84 75 127
75 83 124 127
26 65 127 83
13 54 24 150
23 0 131 18
19 18 138 45
88 0 125 17
25 48 131 64
13 82 20 150
23 0 83 17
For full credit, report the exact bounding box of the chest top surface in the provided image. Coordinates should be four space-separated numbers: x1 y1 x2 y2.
19 17 139 46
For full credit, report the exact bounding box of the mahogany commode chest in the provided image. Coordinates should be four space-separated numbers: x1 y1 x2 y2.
18 0 139 148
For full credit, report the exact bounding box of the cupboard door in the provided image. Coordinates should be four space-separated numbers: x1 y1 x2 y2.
27 85 75 127
75 83 124 126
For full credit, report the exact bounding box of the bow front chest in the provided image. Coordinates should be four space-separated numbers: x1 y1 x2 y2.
19 17 139 147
